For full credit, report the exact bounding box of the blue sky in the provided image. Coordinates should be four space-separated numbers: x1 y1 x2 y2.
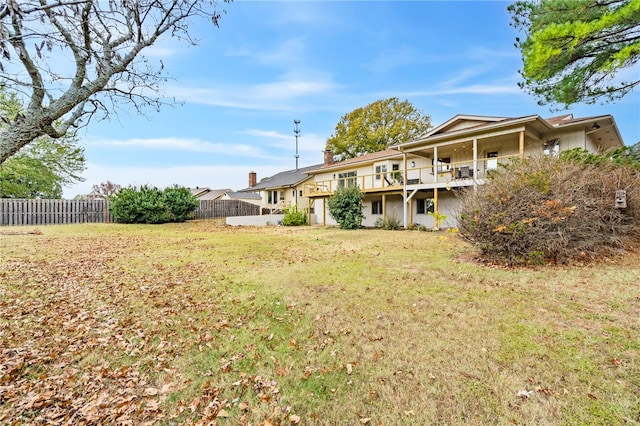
66 0 640 198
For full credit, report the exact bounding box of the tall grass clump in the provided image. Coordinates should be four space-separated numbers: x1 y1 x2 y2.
457 154 640 265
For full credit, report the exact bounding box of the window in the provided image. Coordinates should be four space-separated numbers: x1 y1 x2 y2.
435 157 451 172
338 171 357 188
391 164 402 181
375 165 387 180
544 139 560 156
372 200 382 215
417 198 435 214
486 151 499 170
268 190 282 204
299 190 303 197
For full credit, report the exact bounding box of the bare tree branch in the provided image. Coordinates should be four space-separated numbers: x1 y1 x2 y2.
0 0 231 163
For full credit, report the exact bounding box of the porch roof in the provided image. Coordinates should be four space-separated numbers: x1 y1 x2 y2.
392 113 624 151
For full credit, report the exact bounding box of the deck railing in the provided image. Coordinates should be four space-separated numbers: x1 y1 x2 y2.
303 155 519 196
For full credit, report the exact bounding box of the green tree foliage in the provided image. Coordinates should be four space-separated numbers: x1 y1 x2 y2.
560 142 640 168
327 186 365 230
109 185 199 224
458 155 640 265
509 0 640 107
326 97 431 161
0 89 86 198
0 156 61 198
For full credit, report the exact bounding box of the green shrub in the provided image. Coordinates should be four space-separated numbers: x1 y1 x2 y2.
109 185 198 224
282 205 308 226
162 185 200 222
327 186 364 230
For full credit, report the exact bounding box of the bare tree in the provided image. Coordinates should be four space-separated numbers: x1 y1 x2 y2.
0 0 230 163
89 180 121 199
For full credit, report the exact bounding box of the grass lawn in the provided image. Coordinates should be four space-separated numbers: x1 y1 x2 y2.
1 221 639 425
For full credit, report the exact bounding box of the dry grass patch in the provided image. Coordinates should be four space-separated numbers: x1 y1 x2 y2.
1 222 638 425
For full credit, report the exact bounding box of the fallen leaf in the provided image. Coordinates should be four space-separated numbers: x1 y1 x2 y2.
289 414 301 424
144 387 159 396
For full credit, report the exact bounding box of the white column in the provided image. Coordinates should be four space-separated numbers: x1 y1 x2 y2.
473 137 478 193
433 146 438 183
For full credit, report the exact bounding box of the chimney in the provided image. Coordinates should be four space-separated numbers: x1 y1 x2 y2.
324 149 334 166
248 171 257 188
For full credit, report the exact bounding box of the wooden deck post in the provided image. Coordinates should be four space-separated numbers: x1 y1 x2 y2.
382 194 387 221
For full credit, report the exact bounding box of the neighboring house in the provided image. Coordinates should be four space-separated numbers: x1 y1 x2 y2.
219 191 262 206
239 165 323 214
304 113 625 228
189 187 232 200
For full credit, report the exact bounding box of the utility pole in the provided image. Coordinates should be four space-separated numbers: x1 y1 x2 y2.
294 119 301 206
294 119 301 170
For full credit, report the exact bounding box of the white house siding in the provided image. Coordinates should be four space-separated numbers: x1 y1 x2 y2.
557 130 588 151
260 183 312 212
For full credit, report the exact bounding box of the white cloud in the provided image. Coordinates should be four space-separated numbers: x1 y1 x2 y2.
226 37 307 67
63 160 323 199
165 77 341 111
144 46 180 58
87 136 267 158
241 129 327 154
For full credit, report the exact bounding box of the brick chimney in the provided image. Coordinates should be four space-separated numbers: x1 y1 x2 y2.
248 171 257 188
323 149 334 166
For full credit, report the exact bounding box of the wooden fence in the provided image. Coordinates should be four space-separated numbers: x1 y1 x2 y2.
0 198 110 226
193 200 260 220
0 198 260 226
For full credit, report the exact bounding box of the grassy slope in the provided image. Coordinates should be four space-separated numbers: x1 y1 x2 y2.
1 221 638 425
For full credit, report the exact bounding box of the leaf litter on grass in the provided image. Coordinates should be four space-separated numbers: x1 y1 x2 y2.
1 223 639 425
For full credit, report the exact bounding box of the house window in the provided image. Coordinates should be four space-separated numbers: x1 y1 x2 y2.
372 200 382 215
417 198 435 214
338 171 357 188
391 164 402 181
486 151 499 170
375 165 387 180
299 190 303 197
544 139 560 156
268 190 282 204
435 157 451 172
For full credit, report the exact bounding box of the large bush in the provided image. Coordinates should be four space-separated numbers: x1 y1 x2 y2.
458 155 640 265
327 186 364 229
109 185 199 224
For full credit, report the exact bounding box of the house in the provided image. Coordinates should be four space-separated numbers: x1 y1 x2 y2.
219 191 262 206
189 187 232 200
304 113 625 228
239 164 323 214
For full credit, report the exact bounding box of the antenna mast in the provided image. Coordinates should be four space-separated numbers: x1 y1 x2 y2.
294 119 301 170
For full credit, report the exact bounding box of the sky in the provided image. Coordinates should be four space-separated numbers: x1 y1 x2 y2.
64 0 640 198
